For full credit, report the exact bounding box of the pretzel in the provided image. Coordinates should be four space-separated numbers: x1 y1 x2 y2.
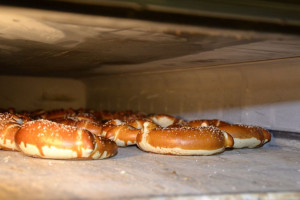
0 122 21 151
15 113 32 124
102 119 124 132
0 111 32 124
126 119 151 129
148 114 185 128
94 110 115 121
218 124 271 148
94 110 147 122
101 119 124 139
74 113 98 122
0 113 23 124
40 109 75 120
30 109 46 119
137 121 234 155
117 110 147 121
101 119 140 147
0 113 23 151
188 119 230 127
15 120 117 160
53 117 103 136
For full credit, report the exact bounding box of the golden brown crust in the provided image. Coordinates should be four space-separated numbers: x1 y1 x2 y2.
30 109 46 119
116 110 147 121
94 110 147 122
219 125 261 139
94 110 115 121
136 121 233 155
103 119 124 127
0 113 22 124
89 135 118 159
104 125 140 147
126 119 151 129
260 127 272 143
147 128 228 150
15 113 32 124
0 121 21 151
15 120 117 160
74 113 98 122
0 113 24 151
101 119 140 146
75 120 103 136
53 118 103 136
40 109 76 120
218 124 271 148
148 114 184 128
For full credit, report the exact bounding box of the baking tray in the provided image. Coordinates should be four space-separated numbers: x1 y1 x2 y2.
0 131 299 199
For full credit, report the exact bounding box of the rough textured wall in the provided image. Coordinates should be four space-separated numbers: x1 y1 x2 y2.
84 57 300 132
0 76 85 111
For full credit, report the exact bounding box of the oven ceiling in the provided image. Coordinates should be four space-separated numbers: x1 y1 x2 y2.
0 1 300 78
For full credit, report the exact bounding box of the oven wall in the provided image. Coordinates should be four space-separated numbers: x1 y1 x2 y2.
0 76 86 111
1 57 299 132
84 57 300 132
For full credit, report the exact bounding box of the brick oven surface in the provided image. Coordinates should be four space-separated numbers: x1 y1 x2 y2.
0 131 299 199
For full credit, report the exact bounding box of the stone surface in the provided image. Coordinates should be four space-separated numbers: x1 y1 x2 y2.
0 131 299 199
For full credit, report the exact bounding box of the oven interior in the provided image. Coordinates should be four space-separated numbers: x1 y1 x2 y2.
0 1 300 199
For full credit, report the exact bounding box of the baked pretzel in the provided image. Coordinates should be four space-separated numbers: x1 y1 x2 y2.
94 110 147 122
101 119 140 147
94 110 115 121
126 119 151 129
40 109 75 120
0 113 22 124
75 113 98 122
15 120 117 160
0 122 21 151
15 113 32 124
218 124 271 148
102 125 140 147
30 109 46 119
53 117 103 136
137 121 234 155
188 119 230 127
0 113 23 151
117 110 147 121
102 119 124 131
148 114 185 128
